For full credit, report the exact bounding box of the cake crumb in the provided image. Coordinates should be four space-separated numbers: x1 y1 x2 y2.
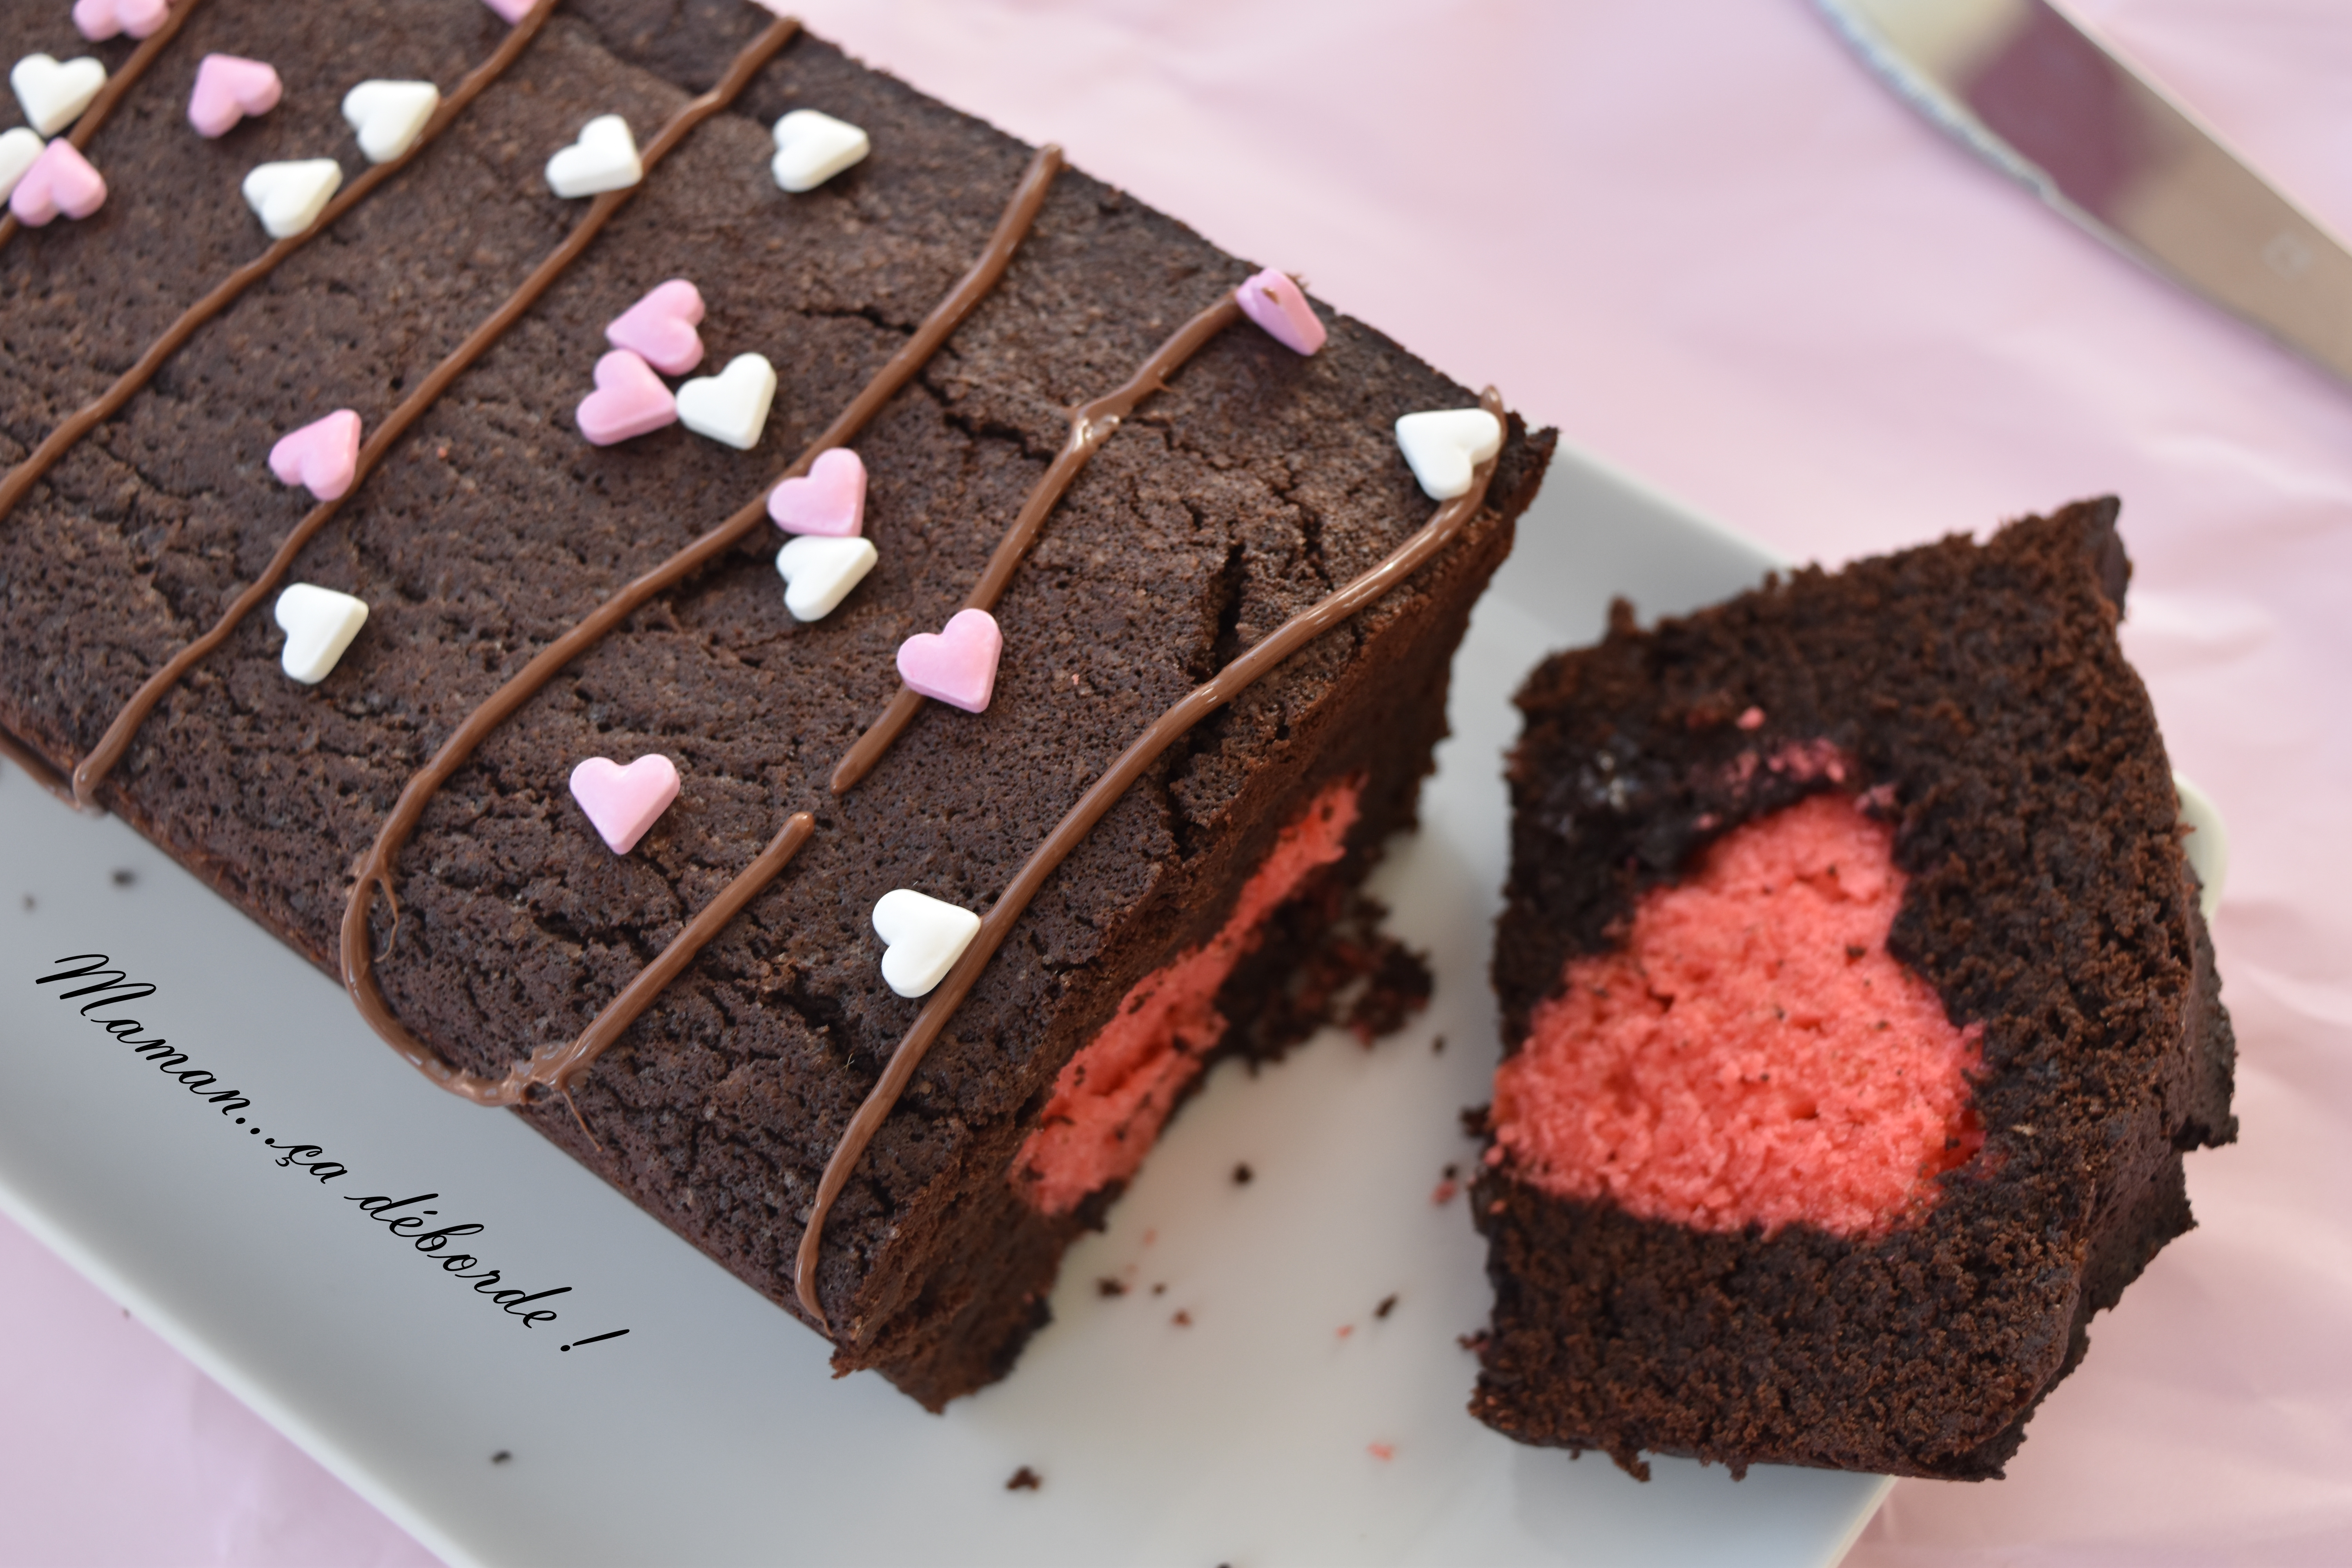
1458 1330 1490 1354
1096 1277 1127 1298
1737 706 1766 730
1375 1294 1398 1319
111 868 135 886
1005 1466 1042 1491
1431 1034 1447 1054
1432 1179 1457 1205
1151 1282 1166 1296
1336 1324 1353 1339
1231 1162 1253 1186
1172 1309 1192 1327
491 1451 512 1465
1368 1442 1396 1461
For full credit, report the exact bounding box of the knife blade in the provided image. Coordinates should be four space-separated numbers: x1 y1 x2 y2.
1816 0 2352 385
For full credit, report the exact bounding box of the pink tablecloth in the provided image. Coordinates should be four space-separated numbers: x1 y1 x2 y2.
5 0 2348 1562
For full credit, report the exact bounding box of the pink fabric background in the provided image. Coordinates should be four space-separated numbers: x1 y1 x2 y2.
6 0 2349 1561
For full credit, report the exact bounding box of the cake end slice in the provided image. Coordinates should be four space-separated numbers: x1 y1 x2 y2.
1474 499 2235 1479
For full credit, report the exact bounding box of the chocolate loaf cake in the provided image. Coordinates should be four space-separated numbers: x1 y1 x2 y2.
0 0 1551 1406
1475 500 2233 1478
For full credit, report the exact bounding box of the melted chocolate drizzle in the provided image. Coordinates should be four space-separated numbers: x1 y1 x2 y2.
0 0 561 537
486 811 816 1107
337 143 1067 1102
828 291 1244 793
68 10 798 806
0 0 209 254
791 388 1509 1323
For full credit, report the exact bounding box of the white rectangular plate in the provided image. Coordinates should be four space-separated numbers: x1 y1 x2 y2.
0 443 1891 1567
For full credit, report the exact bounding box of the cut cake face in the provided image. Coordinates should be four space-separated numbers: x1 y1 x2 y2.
1478 499 2235 1479
0 0 1552 1406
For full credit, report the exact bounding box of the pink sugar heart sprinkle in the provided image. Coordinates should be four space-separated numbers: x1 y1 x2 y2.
569 754 680 855
74 0 170 42
1235 268 1326 356
604 278 705 376
479 0 537 23
576 349 677 446
187 54 283 138
767 447 866 537
8 140 107 227
897 607 1003 714
268 410 362 502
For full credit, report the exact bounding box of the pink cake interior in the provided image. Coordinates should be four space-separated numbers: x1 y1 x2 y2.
1013 776 1363 1216
1492 788 1982 1236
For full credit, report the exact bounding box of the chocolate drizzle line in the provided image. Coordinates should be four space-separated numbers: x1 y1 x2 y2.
828 291 1243 793
0 0 209 254
68 9 797 806
338 143 1065 1101
421 810 816 1107
792 387 1509 1323
0 0 559 534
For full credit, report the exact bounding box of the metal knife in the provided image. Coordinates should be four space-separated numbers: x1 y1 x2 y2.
1816 0 2352 385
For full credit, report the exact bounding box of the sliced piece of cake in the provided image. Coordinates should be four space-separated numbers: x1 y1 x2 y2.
1476 499 2234 1478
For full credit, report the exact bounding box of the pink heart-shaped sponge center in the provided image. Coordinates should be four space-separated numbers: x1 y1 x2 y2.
577 348 677 446
9 140 107 226
1491 789 1984 1237
1235 268 1325 356
897 607 1003 714
604 278 704 376
268 410 362 502
569 754 680 855
188 54 283 138
767 446 866 537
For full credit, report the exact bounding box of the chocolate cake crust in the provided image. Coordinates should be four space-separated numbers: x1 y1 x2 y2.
1477 500 2235 1479
0 2 1552 1404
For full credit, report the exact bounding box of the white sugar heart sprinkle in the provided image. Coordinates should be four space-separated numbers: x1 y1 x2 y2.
12 53 106 136
1394 407 1504 501
871 888 981 999
2173 771 2229 920
775 534 877 622
770 108 868 193
545 113 640 198
341 79 439 164
568 755 680 856
242 158 343 239
674 352 776 450
273 583 369 684
0 127 44 202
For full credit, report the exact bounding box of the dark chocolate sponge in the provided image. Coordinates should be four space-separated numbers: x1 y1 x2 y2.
1476 499 2234 1479
0 2 1553 1405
